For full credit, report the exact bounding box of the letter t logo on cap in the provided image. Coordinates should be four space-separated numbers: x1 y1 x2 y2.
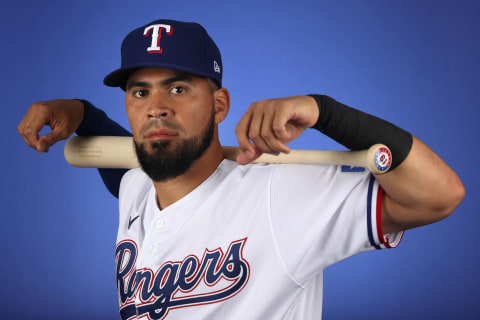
144 24 173 53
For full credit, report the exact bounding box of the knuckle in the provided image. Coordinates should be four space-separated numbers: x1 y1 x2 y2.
31 102 44 111
23 128 33 136
261 130 271 139
272 125 282 133
266 100 277 109
249 101 263 111
273 126 285 136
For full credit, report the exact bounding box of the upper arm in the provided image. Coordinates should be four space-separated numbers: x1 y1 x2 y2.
381 193 437 234
379 137 465 235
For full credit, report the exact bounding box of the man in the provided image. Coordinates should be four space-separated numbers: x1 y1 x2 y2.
18 19 464 319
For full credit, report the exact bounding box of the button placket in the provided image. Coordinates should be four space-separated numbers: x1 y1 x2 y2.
150 244 157 253
156 219 165 230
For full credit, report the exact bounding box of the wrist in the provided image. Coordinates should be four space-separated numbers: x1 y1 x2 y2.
74 99 88 123
305 95 320 128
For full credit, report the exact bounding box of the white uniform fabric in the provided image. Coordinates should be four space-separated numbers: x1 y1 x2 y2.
115 159 403 319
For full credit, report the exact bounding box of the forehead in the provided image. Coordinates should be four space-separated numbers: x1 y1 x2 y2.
127 67 201 84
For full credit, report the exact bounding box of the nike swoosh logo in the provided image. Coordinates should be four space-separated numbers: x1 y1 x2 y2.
128 215 140 229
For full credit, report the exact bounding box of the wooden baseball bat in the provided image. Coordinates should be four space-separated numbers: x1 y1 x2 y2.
64 136 392 174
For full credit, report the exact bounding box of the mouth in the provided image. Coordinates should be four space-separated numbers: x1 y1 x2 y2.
144 128 179 141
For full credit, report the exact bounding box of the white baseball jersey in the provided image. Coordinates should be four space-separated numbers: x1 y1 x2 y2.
115 159 403 319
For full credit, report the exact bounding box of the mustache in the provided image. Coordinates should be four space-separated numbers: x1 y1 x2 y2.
139 119 185 137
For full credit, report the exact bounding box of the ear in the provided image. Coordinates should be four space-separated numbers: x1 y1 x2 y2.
212 88 230 124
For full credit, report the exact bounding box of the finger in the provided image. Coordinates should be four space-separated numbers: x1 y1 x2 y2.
235 110 255 160
249 110 275 154
261 107 290 154
236 144 263 165
18 110 47 150
17 122 31 147
272 107 293 145
37 128 68 153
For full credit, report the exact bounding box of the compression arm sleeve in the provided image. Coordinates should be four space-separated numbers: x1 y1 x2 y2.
75 99 132 198
308 94 413 171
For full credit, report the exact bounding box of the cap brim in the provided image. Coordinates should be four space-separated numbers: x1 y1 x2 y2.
103 67 139 89
104 63 222 90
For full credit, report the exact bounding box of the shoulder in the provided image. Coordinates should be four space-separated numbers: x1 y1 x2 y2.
119 168 152 203
271 163 371 190
219 160 367 185
120 168 150 188
218 159 277 182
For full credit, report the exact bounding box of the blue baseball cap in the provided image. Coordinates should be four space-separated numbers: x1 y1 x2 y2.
104 19 223 89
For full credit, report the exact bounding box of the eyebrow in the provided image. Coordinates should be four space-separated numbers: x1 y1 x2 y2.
126 81 151 90
161 74 193 86
126 73 194 91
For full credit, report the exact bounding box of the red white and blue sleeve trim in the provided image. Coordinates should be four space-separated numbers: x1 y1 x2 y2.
367 175 404 249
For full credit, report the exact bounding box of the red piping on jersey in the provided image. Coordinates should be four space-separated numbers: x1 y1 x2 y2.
375 185 404 248
376 186 385 245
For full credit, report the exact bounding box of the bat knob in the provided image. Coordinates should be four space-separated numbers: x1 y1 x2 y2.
367 144 392 174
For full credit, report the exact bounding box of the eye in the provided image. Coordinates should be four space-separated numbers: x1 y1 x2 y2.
134 89 148 98
169 86 186 94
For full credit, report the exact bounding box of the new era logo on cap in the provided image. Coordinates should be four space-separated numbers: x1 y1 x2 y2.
214 60 221 73
104 19 223 89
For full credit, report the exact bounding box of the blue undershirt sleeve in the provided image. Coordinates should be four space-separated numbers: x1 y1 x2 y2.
75 99 132 198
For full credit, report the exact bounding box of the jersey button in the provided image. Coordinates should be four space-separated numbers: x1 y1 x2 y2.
150 244 157 253
156 220 165 230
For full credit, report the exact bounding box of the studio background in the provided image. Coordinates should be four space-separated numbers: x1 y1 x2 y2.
1 0 478 319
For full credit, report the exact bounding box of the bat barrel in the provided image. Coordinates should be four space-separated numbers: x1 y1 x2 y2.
64 136 140 168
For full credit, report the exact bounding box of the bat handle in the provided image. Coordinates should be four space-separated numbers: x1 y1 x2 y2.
366 144 392 174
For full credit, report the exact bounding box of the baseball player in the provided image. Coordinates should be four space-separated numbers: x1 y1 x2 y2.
18 19 464 319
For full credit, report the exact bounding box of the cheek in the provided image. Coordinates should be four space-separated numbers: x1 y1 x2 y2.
125 106 143 139
186 105 213 135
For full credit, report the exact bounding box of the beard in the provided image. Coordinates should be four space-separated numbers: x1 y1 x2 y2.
134 111 215 182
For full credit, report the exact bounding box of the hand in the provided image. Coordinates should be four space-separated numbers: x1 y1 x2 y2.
18 99 84 153
235 95 319 164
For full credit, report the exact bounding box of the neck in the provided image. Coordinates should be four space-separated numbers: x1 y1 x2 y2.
152 140 224 210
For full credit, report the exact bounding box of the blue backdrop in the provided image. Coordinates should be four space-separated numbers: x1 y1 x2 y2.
1 0 478 319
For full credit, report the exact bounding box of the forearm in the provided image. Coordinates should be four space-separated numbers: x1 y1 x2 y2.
76 100 132 198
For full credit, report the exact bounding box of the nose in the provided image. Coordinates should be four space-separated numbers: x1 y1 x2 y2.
147 94 175 119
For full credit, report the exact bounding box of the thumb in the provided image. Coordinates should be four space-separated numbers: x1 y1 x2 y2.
36 130 64 153
236 144 263 165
